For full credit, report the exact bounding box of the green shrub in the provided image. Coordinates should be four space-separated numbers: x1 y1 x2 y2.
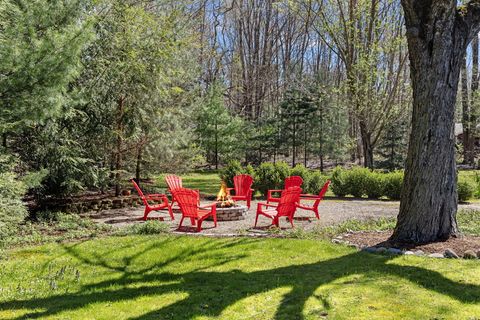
244 164 255 177
126 220 170 235
344 166 369 198
254 162 279 196
274 161 291 185
0 171 28 247
364 171 385 199
458 178 475 203
219 160 243 187
290 164 311 190
383 171 403 200
331 166 349 197
305 171 329 194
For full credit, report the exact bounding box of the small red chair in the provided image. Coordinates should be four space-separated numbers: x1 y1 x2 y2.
227 174 254 209
255 186 302 228
131 180 174 221
172 188 217 232
267 176 303 203
297 180 331 220
164 174 199 206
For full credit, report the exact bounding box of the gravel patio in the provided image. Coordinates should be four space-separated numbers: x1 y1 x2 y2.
85 199 480 236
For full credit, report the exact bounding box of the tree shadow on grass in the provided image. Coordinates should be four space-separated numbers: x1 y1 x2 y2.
1 237 479 320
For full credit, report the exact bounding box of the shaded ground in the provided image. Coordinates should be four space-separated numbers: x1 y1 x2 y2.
85 199 480 236
343 231 480 256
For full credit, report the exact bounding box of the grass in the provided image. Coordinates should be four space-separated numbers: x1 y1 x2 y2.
2 212 112 248
283 210 480 240
0 235 479 319
156 171 221 195
457 210 480 236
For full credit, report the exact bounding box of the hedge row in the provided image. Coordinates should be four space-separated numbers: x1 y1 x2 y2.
220 161 328 196
220 161 476 202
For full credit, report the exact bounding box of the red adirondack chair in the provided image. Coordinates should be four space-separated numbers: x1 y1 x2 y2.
267 176 303 204
297 180 331 219
164 174 199 206
227 174 254 209
255 186 302 228
171 188 217 232
131 179 174 221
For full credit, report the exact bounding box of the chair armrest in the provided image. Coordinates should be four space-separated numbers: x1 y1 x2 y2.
300 194 321 199
257 202 278 209
267 189 282 199
199 202 216 210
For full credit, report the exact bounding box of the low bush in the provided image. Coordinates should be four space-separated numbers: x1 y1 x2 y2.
219 160 244 187
364 171 385 199
255 162 281 196
305 171 329 194
274 161 291 185
344 166 370 198
458 178 475 202
124 220 170 235
383 171 403 200
290 164 311 190
330 166 349 197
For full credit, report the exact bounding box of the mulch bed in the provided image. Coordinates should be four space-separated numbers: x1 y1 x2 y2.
344 231 480 255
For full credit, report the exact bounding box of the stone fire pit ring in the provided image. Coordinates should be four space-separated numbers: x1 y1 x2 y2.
172 204 248 221
207 204 248 221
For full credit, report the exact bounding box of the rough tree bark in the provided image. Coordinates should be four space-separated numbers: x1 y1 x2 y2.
392 1 480 243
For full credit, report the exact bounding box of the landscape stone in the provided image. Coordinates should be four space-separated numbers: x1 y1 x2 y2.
444 248 459 259
428 253 444 258
404 251 415 255
362 247 377 254
414 250 424 256
463 250 477 259
387 248 402 255
376 247 387 254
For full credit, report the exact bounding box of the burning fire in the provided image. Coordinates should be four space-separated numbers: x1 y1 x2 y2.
216 182 236 208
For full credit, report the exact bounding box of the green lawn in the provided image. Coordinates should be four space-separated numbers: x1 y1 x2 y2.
156 172 221 195
1 236 479 319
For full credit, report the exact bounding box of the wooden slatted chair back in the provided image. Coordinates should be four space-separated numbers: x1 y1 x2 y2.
172 188 200 218
233 174 254 197
284 176 303 189
165 175 183 191
277 186 302 217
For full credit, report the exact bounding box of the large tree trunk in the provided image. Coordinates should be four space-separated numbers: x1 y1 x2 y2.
392 1 480 243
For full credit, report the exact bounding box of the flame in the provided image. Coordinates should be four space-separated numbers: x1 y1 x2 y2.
216 182 230 201
216 181 235 207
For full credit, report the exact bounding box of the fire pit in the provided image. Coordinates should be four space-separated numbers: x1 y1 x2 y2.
206 182 248 221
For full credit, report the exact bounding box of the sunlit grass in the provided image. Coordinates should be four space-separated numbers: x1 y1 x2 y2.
156 171 221 195
0 236 479 319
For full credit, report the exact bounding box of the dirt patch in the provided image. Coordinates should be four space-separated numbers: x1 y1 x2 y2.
344 231 480 255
